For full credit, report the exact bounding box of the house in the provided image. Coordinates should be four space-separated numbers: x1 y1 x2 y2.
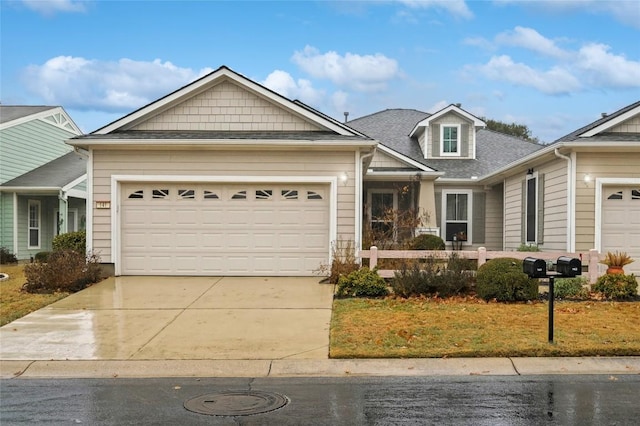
69 65 640 277
0 106 86 260
350 101 640 276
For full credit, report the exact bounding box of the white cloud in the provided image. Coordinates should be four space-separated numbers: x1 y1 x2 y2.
291 46 401 92
261 70 324 105
427 100 449 113
476 55 581 94
22 56 209 111
396 0 473 19
21 0 86 15
577 43 640 88
495 26 568 59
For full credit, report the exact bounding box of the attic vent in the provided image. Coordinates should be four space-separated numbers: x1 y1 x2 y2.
344 112 349 123
455 103 461 108
601 113 608 118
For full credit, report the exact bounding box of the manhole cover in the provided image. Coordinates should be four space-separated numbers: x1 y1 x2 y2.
184 390 289 416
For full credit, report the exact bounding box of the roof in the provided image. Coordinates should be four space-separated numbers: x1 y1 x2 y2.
0 151 87 189
348 108 543 179
0 106 56 125
555 100 640 142
74 130 371 142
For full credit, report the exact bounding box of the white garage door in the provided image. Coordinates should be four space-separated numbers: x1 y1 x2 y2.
601 186 640 275
120 183 330 276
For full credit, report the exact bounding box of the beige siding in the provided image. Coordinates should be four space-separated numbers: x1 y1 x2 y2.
484 184 503 250
610 114 640 133
91 149 356 262
369 151 409 168
503 159 568 251
428 111 474 159
575 152 640 252
132 80 322 132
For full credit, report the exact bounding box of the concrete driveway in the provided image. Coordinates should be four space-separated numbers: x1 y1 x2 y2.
0 276 335 361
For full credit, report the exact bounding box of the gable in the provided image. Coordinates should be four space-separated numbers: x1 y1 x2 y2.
609 114 640 133
131 79 324 132
370 149 415 169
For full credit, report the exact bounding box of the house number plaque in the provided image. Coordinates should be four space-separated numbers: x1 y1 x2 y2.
96 201 111 209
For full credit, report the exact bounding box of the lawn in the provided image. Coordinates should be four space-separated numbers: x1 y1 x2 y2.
330 297 640 358
0 264 69 326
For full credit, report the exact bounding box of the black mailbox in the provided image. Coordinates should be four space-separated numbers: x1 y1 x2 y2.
523 257 547 278
557 256 582 277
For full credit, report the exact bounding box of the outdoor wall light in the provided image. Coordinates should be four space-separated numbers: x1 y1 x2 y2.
583 173 591 186
340 172 348 185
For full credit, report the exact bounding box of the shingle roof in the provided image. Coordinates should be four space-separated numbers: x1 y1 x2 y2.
1 151 87 188
0 106 56 125
347 109 543 179
555 100 640 142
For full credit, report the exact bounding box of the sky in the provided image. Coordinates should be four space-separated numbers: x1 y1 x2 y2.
1 0 639 143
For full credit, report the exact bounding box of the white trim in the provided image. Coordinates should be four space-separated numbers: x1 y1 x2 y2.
580 105 640 137
440 124 461 157
355 151 362 251
441 189 473 244
375 144 435 172
0 106 82 134
54 208 78 235
111 174 339 276
13 192 18 255
66 189 87 199
86 149 93 254
409 104 485 137
594 177 640 253
569 152 577 252
62 174 87 192
95 67 361 136
69 138 377 149
525 171 538 244
27 199 41 249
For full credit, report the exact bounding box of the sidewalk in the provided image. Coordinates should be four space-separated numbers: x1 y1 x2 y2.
2 357 639 379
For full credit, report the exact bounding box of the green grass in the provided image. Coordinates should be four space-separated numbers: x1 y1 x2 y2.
0 264 69 326
330 297 640 358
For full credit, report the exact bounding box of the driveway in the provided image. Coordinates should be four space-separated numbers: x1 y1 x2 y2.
0 276 335 361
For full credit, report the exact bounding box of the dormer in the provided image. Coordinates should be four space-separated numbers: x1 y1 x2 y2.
409 104 485 159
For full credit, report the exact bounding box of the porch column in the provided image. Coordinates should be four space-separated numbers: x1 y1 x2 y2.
58 191 68 234
417 178 437 230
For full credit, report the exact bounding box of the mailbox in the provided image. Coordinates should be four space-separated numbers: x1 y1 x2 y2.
557 256 582 277
523 257 547 278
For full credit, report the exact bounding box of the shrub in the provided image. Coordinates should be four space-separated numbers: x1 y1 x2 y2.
34 251 51 263
23 250 102 293
409 234 445 250
315 239 359 284
476 257 538 302
592 274 638 300
0 247 18 264
517 243 540 252
391 253 474 298
52 230 86 254
554 277 589 299
336 267 388 298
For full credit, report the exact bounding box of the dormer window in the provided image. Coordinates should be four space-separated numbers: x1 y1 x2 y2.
441 124 460 156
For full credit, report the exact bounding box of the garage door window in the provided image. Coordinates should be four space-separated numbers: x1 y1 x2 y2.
152 189 169 199
204 190 219 199
307 191 323 200
633 189 640 199
608 191 623 200
128 190 144 199
282 189 298 200
178 189 195 199
232 190 247 200
256 189 273 200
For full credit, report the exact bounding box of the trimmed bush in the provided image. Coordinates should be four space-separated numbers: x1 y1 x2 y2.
336 267 388 298
409 234 445 250
517 243 540 252
34 251 51 263
23 250 102 293
0 247 18 264
476 257 538 302
52 230 86 254
391 253 474 298
592 274 638 300
554 277 589 299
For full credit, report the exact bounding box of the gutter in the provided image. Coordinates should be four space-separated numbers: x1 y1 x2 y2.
554 148 574 252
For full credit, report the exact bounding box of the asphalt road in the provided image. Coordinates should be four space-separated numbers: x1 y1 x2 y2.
2 375 639 425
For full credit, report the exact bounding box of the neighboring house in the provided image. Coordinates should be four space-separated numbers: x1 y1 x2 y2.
69 65 639 277
0 106 87 260
350 101 640 276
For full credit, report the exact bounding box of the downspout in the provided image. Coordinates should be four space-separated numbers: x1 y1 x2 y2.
554 148 574 252
357 148 376 253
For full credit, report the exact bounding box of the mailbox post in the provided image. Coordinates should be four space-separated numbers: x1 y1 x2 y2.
523 256 582 343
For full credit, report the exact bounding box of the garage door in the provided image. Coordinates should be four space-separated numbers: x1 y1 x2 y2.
601 186 640 275
120 183 330 275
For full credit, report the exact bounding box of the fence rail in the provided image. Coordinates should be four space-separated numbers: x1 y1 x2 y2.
358 246 601 284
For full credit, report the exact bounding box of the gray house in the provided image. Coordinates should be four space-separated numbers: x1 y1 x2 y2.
0 106 86 260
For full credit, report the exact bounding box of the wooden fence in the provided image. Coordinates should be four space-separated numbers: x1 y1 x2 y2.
358 246 601 284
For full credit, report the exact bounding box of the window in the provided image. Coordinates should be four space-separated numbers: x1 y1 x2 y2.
607 191 623 200
28 200 40 249
256 189 273 200
231 190 247 200
128 190 144 199
281 189 298 200
368 190 398 237
307 191 323 200
203 190 219 200
441 124 460 156
178 189 195 199
152 189 169 199
525 174 537 243
442 191 471 242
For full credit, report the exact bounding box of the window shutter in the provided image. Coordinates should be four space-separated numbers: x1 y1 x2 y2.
435 192 442 228
432 124 440 157
537 173 545 244
461 123 469 157
472 192 485 244
521 180 526 244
